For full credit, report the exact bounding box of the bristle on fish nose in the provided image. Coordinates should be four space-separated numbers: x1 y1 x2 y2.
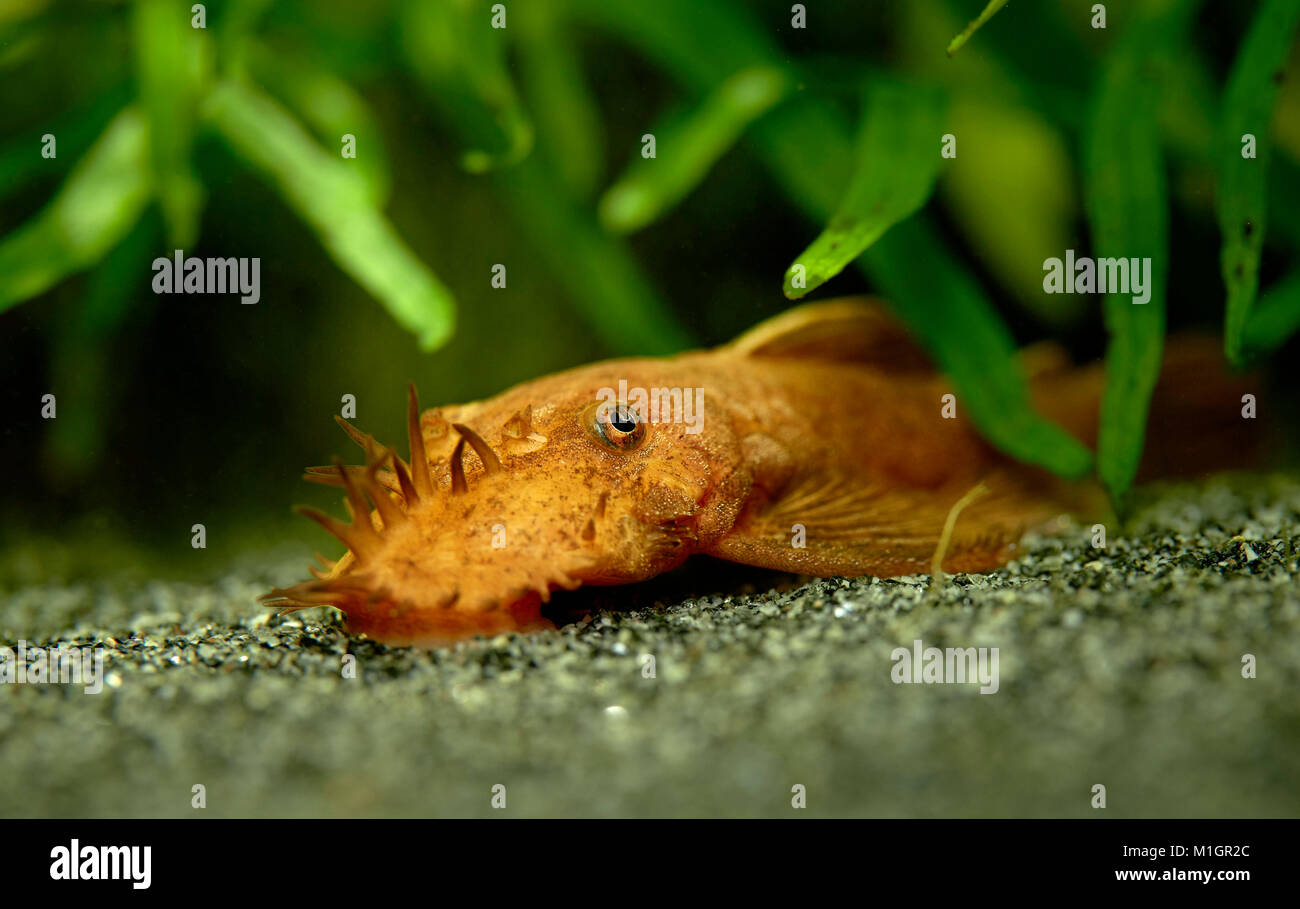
452 423 502 473
263 383 566 644
448 422 504 495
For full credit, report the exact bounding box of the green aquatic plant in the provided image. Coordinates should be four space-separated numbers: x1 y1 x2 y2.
1 0 1297 512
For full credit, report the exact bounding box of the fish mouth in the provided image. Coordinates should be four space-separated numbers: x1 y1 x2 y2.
262 384 587 648
336 588 557 650
265 566 583 649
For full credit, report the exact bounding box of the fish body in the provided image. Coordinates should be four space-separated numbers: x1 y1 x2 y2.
266 298 1243 646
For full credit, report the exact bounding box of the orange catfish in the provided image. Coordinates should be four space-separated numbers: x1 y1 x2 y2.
264 298 1250 647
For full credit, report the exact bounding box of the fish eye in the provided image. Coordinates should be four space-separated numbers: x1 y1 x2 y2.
588 401 647 451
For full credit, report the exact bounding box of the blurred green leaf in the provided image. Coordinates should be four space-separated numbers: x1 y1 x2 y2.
599 65 788 234
1085 3 1194 512
577 0 1091 478
1276 38 1300 162
397 0 533 174
783 79 945 300
0 107 150 313
946 0 1009 56
45 215 158 480
936 0 1090 118
1269 158 1300 249
249 42 391 205
515 0 605 200
0 83 132 202
576 0 1090 476
133 0 206 248
1158 50 1218 164
401 1 688 354
203 80 455 350
496 154 694 356
941 98 1083 327
0 1 46 70
1217 0 1300 365
215 0 274 75
572 0 768 88
1243 268 1300 356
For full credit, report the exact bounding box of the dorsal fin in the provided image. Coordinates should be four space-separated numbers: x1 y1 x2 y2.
726 297 932 371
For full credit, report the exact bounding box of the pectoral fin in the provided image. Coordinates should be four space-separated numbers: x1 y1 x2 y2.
706 468 1066 577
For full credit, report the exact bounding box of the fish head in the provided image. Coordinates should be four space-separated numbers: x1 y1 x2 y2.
265 364 748 647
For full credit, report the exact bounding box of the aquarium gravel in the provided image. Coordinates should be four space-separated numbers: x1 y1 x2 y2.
3 474 1298 818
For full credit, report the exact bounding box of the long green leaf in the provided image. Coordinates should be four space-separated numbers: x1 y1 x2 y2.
1271 159 1300 250
1217 0 1300 365
133 0 205 248
515 0 605 200
1084 4 1195 511
203 80 455 350
496 154 694 355
45 216 159 479
1243 269 1300 356
941 98 1084 328
397 0 533 174
946 0 1010 56
599 65 788 234
784 80 945 299
0 84 133 203
940 0 1091 119
0 108 150 313
573 0 1092 478
248 43 392 205
401 1 687 355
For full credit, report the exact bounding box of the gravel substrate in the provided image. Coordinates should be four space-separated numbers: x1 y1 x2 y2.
3 473 1299 818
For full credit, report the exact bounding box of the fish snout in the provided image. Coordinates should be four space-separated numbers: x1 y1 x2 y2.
268 387 592 646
